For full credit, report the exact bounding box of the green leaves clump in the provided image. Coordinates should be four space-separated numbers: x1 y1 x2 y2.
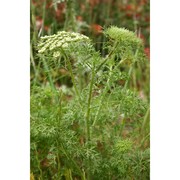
30 85 149 179
31 26 149 179
114 139 133 153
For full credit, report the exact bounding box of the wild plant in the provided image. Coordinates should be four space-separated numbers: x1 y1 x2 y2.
31 26 149 179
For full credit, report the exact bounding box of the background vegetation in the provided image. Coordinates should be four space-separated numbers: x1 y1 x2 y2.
30 0 150 179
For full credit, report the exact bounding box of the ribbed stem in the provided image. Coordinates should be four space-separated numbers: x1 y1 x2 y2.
85 61 95 180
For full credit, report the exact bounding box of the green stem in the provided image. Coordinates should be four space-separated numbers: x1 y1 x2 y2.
55 138 84 178
64 0 77 31
62 49 82 106
96 41 119 72
93 57 124 127
30 1 38 43
85 62 95 180
139 133 150 148
141 106 150 134
41 57 56 91
86 63 95 142
124 49 139 89
30 43 38 84
34 144 43 179
41 0 46 36
92 81 109 127
56 153 61 179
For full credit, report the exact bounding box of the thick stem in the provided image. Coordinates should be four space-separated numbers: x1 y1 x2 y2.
85 62 95 180
86 63 95 142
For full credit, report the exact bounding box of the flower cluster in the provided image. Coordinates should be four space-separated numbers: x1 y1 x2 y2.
104 26 142 50
104 26 146 63
37 31 90 58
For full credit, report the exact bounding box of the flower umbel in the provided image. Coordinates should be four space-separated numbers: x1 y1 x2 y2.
104 26 146 63
37 31 90 58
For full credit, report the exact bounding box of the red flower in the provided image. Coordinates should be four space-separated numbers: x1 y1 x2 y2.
76 16 83 22
126 5 133 10
91 24 103 34
88 0 100 7
44 25 49 32
125 4 136 11
144 47 150 59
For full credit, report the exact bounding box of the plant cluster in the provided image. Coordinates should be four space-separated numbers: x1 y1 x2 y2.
31 26 150 179
31 0 150 96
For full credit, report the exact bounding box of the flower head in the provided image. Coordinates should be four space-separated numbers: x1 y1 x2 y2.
37 31 91 58
104 26 146 62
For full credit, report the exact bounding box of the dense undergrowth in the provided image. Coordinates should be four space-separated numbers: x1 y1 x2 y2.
30 1 150 179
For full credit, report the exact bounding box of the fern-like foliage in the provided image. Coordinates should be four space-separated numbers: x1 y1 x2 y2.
31 26 149 179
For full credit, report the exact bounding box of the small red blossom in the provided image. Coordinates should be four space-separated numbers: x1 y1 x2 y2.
44 25 49 31
125 4 136 11
76 16 83 22
144 47 150 59
91 24 103 34
126 5 133 10
139 33 145 43
88 0 100 7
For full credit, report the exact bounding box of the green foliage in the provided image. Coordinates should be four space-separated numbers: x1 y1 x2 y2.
31 26 149 179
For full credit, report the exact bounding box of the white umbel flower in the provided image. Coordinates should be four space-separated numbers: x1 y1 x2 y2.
37 31 91 57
